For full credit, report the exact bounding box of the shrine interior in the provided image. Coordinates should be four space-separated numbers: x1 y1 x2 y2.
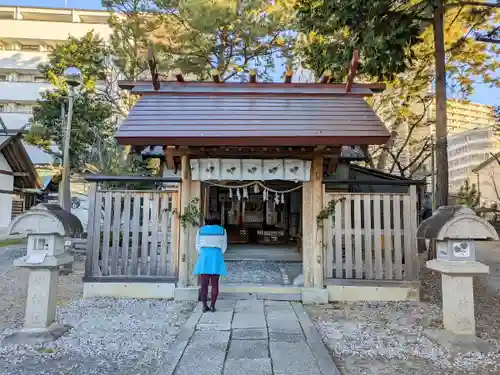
201 181 302 262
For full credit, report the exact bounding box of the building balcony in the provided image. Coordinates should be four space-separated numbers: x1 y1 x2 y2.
0 50 48 73
0 18 111 45
0 81 52 102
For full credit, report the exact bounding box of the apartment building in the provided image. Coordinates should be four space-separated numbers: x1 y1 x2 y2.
409 98 498 191
448 126 499 192
0 5 112 164
0 5 112 229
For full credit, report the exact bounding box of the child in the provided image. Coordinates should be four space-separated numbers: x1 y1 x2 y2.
193 212 227 312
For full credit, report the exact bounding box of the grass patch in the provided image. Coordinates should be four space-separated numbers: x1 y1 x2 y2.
0 238 25 247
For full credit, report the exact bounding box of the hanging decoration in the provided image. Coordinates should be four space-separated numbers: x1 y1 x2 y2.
190 159 311 182
205 180 302 203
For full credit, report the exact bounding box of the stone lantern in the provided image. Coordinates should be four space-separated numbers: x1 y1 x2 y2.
417 206 499 335
4 204 83 344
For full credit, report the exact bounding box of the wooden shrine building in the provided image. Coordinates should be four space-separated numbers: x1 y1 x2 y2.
83 60 422 302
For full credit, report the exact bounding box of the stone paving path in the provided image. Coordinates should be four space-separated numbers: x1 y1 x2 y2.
158 300 340 375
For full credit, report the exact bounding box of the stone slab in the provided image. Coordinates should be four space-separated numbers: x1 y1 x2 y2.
427 259 490 275
199 310 233 325
257 293 302 301
302 288 329 304
232 328 268 340
292 302 342 375
269 331 304 343
227 339 269 360
270 341 322 375
264 300 293 307
326 284 419 302
423 328 496 355
84 282 174 299
266 316 303 334
174 287 199 301
3 324 72 345
232 312 267 329
173 331 230 375
196 323 231 331
235 300 264 313
219 292 258 300
83 282 176 299
223 359 272 375
156 305 203 375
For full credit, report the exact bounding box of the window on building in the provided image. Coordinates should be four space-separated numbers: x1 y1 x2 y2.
17 74 33 82
0 104 5 112
15 104 32 113
21 44 40 52
34 76 46 83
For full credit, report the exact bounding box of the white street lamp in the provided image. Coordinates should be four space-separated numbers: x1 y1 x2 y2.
59 67 82 212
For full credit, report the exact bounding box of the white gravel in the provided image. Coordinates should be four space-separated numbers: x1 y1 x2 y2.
0 298 195 375
309 301 500 374
0 245 195 375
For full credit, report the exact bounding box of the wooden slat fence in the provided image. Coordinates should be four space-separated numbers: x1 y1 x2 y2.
85 185 179 279
323 186 419 281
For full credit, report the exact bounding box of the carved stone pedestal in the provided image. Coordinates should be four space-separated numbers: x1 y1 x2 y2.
4 255 74 344
427 259 489 336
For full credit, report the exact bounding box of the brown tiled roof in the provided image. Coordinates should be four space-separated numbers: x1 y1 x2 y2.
115 82 390 147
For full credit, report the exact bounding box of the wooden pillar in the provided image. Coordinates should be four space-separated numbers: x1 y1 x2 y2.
178 154 191 287
302 155 324 288
302 182 314 287
312 155 324 288
188 180 201 286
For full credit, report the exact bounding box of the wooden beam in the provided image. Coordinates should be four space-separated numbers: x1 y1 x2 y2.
345 49 359 92
147 46 160 91
327 157 339 174
284 65 293 84
249 69 257 83
117 79 386 92
13 172 29 177
0 169 13 176
319 69 331 84
163 146 175 170
211 69 221 83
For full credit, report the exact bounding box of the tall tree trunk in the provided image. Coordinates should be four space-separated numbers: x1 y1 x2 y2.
433 0 449 208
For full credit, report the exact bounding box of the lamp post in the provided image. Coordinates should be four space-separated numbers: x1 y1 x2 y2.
59 67 82 212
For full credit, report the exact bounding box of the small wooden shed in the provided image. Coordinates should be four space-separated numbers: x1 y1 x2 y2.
82 66 421 301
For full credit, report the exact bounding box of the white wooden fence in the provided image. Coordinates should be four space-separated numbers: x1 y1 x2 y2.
85 184 179 280
323 186 419 281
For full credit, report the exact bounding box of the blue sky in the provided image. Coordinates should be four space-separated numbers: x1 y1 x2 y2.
1 0 498 106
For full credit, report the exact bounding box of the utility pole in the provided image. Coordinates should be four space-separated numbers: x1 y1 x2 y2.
59 67 82 213
433 0 449 208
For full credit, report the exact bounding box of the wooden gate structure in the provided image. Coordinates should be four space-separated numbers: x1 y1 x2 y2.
322 185 420 282
84 176 180 281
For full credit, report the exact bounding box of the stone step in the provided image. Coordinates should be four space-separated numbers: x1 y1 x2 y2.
175 285 302 301
221 284 301 301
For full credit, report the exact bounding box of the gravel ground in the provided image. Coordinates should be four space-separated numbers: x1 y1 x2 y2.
0 298 195 375
0 245 196 375
307 241 500 375
0 246 84 329
223 260 287 284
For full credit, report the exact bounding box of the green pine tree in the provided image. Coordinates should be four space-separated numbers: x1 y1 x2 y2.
456 178 481 208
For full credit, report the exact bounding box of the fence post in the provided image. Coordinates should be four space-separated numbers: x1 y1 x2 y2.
84 182 98 278
409 185 419 280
